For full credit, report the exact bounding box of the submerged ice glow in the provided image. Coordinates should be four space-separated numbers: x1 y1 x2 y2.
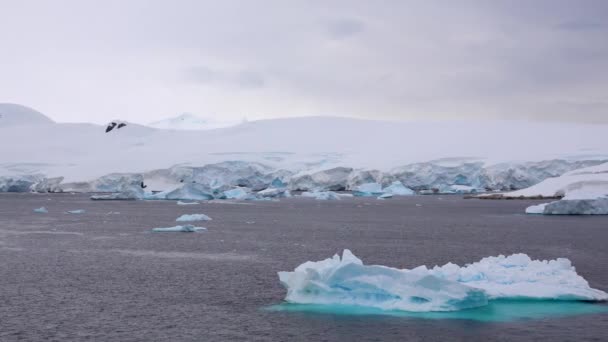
278 250 607 313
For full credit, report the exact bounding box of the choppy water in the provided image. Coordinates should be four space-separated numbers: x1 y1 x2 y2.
1 193 607 341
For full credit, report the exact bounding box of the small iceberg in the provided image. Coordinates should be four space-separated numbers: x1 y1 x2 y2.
353 183 384 197
66 209 85 214
278 250 607 313
177 200 200 206
301 191 342 200
382 181 415 196
33 207 48 213
176 213 212 222
151 225 207 233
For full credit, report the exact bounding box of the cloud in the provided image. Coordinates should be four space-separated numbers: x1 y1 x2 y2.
183 66 266 89
0 1 607 124
326 18 365 39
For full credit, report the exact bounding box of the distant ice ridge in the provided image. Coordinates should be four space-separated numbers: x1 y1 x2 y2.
518 162 608 215
278 250 607 313
176 213 212 222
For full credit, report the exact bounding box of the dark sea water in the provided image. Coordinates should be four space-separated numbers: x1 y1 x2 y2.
1 193 607 341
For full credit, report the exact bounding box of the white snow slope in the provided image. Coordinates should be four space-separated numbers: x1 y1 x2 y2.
1 104 607 191
147 113 239 131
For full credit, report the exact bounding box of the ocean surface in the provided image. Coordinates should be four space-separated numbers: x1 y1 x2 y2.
1 193 607 341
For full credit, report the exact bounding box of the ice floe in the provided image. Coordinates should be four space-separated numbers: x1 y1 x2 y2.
66 209 85 214
176 213 212 222
177 200 200 205
33 207 48 213
151 225 207 232
278 250 607 312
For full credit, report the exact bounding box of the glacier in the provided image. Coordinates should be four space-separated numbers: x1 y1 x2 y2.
2 157 606 201
278 250 607 313
516 162 608 215
175 213 212 222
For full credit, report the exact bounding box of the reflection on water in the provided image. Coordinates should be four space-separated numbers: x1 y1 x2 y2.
267 300 608 322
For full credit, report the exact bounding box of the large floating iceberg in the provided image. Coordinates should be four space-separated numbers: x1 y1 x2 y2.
278 250 607 313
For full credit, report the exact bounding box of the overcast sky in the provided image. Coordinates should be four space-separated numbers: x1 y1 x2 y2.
1 0 607 124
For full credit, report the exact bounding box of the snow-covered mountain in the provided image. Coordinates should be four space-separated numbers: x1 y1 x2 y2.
1 104 608 193
147 113 239 130
0 103 55 126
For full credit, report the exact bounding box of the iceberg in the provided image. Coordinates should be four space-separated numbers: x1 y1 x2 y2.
382 181 414 196
278 250 607 313
177 200 200 205
33 207 48 213
66 209 85 214
279 250 488 312
176 213 212 222
301 191 342 200
525 203 548 214
151 225 207 232
430 253 608 301
352 183 384 197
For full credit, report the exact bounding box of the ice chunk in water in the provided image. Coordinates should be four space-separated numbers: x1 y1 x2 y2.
430 253 608 301
279 250 488 312
301 191 342 200
353 183 384 197
66 209 85 214
176 213 212 222
382 181 415 196
33 207 48 213
279 250 607 313
151 225 207 232
177 200 200 206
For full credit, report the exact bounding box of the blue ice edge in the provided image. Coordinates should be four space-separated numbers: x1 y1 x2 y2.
265 300 608 323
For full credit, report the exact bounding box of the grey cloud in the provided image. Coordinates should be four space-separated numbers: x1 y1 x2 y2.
184 66 266 89
0 0 607 124
326 18 365 39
